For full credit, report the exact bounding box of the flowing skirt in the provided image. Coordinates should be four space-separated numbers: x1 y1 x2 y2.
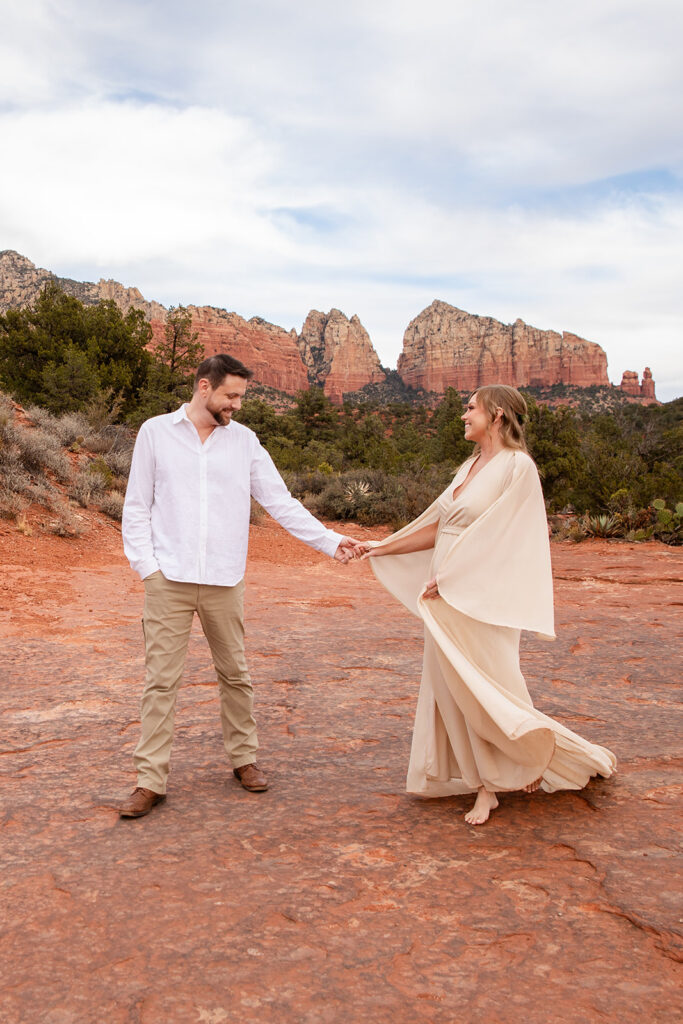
407 602 616 797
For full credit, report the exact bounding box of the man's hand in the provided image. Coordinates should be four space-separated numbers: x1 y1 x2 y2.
334 536 365 563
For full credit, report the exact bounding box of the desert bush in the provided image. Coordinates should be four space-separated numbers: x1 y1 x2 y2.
12 427 71 482
26 480 57 507
48 501 82 537
296 464 454 530
567 521 587 542
0 445 32 496
81 422 135 456
25 407 88 447
0 487 27 518
100 490 125 521
547 513 579 540
283 469 341 498
88 457 114 487
83 388 124 431
0 390 13 418
100 447 133 477
68 466 107 508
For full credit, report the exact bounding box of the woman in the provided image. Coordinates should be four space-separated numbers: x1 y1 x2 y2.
358 385 616 825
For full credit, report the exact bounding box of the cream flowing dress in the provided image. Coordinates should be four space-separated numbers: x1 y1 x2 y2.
371 448 616 797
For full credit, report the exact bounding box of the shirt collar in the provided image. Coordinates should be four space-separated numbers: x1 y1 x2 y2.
171 405 190 424
171 404 233 430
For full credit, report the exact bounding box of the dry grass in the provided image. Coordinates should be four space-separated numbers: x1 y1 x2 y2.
0 391 132 530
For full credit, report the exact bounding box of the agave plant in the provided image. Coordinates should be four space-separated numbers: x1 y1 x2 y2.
344 479 371 506
581 513 623 538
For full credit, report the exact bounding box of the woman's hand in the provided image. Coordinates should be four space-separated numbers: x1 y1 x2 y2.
421 577 440 600
357 540 383 560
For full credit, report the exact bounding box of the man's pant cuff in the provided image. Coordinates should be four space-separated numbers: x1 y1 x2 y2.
232 755 259 770
136 776 166 796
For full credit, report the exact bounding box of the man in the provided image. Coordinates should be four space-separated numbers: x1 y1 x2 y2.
119 352 360 818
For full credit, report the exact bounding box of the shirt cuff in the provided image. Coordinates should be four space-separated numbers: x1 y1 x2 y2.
321 530 347 558
136 557 160 581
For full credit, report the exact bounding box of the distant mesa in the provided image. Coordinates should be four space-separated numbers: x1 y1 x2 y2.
0 251 658 405
397 299 610 392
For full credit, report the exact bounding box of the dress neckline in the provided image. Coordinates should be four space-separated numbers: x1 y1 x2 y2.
451 449 508 501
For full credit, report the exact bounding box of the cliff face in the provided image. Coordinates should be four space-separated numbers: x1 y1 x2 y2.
297 308 386 403
0 249 166 319
150 307 309 394
397 300 610 393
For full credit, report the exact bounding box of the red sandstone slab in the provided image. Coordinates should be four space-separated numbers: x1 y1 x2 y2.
1 519 681 1023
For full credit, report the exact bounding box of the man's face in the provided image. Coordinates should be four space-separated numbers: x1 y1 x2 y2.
204 374 248 425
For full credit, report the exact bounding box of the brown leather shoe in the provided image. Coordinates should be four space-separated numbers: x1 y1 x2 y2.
233 763 268 792
119 786 166 818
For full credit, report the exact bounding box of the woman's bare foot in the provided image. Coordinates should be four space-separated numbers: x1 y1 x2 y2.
464 788 499 825
522 777 543 793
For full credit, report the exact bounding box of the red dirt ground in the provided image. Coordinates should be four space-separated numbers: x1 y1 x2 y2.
1 511 682 1024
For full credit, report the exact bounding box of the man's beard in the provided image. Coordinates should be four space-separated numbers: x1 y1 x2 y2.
208 402 232 425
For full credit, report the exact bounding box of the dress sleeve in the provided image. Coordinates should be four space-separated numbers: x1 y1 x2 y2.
433 453 555 638
368 493 444 618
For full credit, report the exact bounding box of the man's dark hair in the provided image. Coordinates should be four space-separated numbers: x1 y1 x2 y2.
194 353 254 390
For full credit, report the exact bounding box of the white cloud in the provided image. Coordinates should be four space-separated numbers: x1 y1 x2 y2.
0 0 681 400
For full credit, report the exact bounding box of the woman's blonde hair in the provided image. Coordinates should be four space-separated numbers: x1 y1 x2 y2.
470 384 528 452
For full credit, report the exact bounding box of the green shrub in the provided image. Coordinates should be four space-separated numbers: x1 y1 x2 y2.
294 464 453 530
88 457 114 488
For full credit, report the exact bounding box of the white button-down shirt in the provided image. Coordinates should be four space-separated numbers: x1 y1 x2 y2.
122 405 344 584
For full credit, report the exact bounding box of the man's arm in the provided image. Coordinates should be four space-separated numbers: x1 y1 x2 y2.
121 424 160 580
249 440 360 559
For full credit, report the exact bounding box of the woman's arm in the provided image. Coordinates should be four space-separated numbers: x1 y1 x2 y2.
359 521 438 559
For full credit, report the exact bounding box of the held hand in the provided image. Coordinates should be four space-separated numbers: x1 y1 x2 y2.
357 540 382 560
334 536 365 564
421 577 440 600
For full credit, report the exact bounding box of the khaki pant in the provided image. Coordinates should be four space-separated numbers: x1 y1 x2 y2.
134 571 258 794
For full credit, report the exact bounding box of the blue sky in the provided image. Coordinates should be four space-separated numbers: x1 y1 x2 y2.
1 0 682 400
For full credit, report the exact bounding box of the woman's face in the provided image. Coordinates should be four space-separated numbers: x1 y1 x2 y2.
461 396 492 444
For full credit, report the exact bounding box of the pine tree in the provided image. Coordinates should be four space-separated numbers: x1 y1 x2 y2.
134 306 204 421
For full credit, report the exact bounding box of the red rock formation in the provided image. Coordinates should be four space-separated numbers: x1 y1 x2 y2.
0 249 166 319
619 370 640 397
397 300 610 393
641 367 656 401
151 307 309 394
619 367 658 404
1 253 663 405
297 309 386 403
